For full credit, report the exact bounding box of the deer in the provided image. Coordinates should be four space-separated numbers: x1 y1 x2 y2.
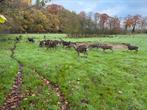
27 38 35 43
99 44 113 52
126 44 139 52
59 38 71 48
73 44 88 56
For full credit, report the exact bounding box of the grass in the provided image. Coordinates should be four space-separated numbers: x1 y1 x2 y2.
0 40 18 105
0 34 147 110
16 67 59 110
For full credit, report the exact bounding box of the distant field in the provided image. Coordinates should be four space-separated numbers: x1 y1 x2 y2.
0 34 147 110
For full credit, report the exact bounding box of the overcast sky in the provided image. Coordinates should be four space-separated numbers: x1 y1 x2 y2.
32 0 147 17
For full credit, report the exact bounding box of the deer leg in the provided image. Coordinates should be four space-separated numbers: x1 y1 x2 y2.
86 52 88 55
83 51 87 56
85 51 88 58
47 45 50 50
85 51 88 56
77 52 80 56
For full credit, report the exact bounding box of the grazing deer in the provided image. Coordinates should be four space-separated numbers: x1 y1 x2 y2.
15 37 20 42
73 44 88 56
27 38 35 43
99 44 113 52
15 35 22 42
60 38 71 47
45 40 57 48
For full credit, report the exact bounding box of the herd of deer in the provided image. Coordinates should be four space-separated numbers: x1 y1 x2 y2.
39 38 139 56
39 39 88 56
15 36 139 56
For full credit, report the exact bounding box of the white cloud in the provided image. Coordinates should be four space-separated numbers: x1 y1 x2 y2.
32 0 147 16
99 6 126 16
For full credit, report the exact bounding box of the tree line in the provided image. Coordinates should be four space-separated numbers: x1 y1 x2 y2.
0 0 147 35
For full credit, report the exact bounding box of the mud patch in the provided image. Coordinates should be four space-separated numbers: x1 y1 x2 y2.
107 43 128 50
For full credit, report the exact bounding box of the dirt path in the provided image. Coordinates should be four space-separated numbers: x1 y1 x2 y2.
34 69 69 110
0 41 24 110
1 40 69 110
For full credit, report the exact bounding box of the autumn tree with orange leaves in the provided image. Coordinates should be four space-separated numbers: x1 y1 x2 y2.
124 15 142 33
1 0 147 34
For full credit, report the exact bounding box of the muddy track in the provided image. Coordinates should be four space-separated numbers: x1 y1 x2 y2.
34 69 69 110
1 40 69 110
0 41 24 110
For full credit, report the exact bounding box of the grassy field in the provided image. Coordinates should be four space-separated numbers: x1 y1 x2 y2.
0 34 147 110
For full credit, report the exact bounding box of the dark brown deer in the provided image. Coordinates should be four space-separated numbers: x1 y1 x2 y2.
126 44 139 52
53 40 62 46
99 44 113 52
73 44 88 56
45 40 58 48
27 38 35 43
60 38 71 47
15 37 20 42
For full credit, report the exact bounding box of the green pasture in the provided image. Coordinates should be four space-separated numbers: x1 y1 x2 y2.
0 34 147 110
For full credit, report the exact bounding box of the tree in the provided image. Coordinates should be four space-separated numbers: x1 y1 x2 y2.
47 4 64 14
58 10 80 33
131 15 142 33
99 13 109 33
86 12 95 34
124 15 133 32
78 11 87 33
94 13 100 33
36 0 51 7
124 15 142 33
141 17 147 32
108 17 120 34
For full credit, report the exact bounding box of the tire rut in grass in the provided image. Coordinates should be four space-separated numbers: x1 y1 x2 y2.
0 41 24 110
34 69 69 110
